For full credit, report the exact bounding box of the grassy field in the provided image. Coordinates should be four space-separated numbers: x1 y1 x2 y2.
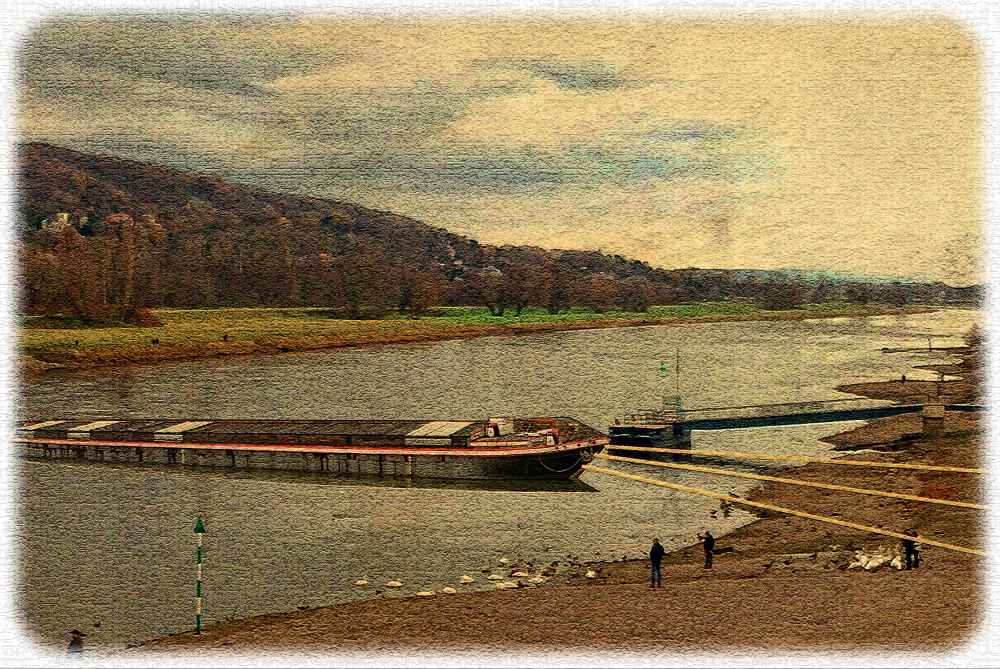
417 302 761 323
17 301 924 370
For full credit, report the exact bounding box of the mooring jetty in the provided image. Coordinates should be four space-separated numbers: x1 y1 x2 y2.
608 398 983 454
16 416 607 480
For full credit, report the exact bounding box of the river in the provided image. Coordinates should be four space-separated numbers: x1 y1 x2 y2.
13 308 978 652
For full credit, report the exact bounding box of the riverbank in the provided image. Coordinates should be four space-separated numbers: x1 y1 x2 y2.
18 302 931 373
133 340 985 655
834 345 981 406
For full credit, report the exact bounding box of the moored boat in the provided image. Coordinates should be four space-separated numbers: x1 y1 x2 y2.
16 416 607 481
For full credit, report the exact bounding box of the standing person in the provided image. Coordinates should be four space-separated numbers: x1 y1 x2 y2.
698 530 715 569
67 629 86 656
902 532 920 569
649 538 665 588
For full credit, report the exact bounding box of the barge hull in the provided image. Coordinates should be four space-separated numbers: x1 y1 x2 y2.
20 440 597 481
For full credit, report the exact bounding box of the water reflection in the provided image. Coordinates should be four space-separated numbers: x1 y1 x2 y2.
29 458 600 493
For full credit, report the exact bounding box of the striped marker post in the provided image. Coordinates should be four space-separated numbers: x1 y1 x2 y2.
194 516 205 634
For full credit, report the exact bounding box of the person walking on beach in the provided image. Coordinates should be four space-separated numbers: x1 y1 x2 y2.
67 629 86 656
698 530 715 569
649 538 665 588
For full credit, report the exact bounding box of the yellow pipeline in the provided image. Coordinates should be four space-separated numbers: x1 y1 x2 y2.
593 453 986 510
605 445 984 474
582 464 985 557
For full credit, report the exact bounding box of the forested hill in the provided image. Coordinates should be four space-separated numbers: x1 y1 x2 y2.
16 142 981 321
18 141 484 271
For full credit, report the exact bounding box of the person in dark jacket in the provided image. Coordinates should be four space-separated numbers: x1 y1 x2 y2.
67 629 86 656
698 530 715 568
902 532 921 569
649 538 665 588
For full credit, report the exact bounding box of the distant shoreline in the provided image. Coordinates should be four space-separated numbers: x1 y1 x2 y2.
17 303 938 374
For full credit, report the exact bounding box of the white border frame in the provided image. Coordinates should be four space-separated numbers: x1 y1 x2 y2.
1 1 996 666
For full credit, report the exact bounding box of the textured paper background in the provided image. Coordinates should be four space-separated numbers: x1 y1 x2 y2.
1 0 997 666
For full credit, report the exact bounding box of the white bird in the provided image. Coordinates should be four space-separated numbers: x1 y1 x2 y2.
385 580 403 587
585 570 597 579
353 579 369 586
441 587 457 594
460 575 475 584
415 591 435 597
511 571 529 577
486 574 503 580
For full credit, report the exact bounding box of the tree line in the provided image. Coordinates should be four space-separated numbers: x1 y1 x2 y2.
18 210 978 324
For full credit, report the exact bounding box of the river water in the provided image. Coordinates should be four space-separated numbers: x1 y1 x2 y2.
13 309 978 652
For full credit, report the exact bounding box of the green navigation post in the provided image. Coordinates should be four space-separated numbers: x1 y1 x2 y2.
194 516 205 634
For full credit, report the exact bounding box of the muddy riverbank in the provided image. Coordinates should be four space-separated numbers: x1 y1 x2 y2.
131 341 985 655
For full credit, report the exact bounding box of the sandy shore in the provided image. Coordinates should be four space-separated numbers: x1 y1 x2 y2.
132 345 984 655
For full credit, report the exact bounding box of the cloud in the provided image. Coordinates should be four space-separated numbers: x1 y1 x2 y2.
16 18 770 200
19 21 766 198
278 76 526 148
487 58 631 92
645 125 741 143
19 16 349 97
14 16 981 283
276 132 768 198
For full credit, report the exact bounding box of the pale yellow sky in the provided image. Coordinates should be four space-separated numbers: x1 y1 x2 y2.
18 16 984 284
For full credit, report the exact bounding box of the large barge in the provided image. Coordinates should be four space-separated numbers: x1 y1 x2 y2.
16 416 607 481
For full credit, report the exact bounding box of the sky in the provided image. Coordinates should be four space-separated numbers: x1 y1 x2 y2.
16 15 984 285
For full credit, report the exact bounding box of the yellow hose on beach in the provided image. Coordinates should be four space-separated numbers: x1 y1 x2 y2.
593 453 986 510
605 445 984 474
582 464 985 557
